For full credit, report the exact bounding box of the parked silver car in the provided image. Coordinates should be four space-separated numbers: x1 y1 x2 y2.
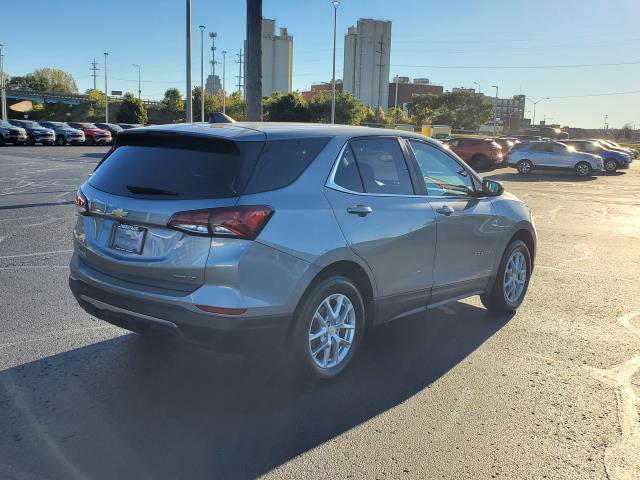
0 119 27 145
69 123 536 381
39 121 86 146
507 141 604 176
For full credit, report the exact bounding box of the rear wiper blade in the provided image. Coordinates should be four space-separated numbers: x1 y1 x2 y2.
126 185 178 195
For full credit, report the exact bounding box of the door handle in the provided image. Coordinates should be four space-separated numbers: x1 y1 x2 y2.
347 205 373 217
435 205 455 216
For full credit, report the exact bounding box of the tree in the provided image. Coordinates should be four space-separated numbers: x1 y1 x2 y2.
410 91 492 131
86 89 106 121
386 107 410 125
162 88 184 121
9 68 78 93
308 92 366 125
224 91 246 121
362 105 376 123
191 86 223 122
263 92 310 122
118 92 147 124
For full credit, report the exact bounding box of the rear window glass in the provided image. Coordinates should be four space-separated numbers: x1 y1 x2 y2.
243 137 330 194
90 134 263 200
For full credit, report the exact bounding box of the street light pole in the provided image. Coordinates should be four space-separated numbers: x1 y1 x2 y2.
394 75 399 110
222 50 227 114
527 97 550 127
104 52 109 123
330 0 339 124
133 64 141 99
199 25 205 122
185 0 193 123
0 44 6 121
491 85 498 136
473 81 481 95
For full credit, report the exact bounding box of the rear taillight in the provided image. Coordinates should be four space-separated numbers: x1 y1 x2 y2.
168 205 274 240
75 189 88 215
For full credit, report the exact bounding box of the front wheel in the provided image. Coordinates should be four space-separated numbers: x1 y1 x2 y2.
85 136 95 146
516 159 533 174
289 276 365 383
25 136 36 146
56 136 66 146
481 239 532 314
604 158 618 173
575 161 592 177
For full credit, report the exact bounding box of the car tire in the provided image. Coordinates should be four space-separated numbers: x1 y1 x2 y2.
516 159 533 174
56 136 66 146
604 158 618 173
471 154 488 170
85 136 95 146
25 136 36 146
0 136 4 146
289 275 366 384
481 239 532 314
575 161 592 177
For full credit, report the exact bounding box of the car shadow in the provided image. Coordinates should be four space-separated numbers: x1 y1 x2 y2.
0 302 512 480
485 171 598 183
81 152 108 159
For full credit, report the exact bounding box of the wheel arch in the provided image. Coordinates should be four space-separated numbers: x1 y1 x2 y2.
287 259 376 344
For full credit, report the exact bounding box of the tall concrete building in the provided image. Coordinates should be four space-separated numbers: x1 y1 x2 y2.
343 19 392 111
260 18 293 96
205 75 221 95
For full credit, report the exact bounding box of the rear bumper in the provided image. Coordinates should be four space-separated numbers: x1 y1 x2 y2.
69 276 291 352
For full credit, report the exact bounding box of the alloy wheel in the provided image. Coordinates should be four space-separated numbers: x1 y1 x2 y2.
308 293 356 369
604 159 617 172
503 251 527 305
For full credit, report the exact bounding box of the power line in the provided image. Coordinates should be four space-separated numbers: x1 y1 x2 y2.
391 60 640 70
546 89 640 99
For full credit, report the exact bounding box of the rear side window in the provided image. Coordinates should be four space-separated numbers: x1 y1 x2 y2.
349 138 414 195
530 143 549 152
244 137 330 194
90 134 263 199
334 145 364 192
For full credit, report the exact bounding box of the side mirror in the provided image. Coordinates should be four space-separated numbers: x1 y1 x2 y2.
482 179 504 196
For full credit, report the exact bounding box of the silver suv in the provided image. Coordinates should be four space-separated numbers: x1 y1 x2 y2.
39 121 86 146
69 123 536 381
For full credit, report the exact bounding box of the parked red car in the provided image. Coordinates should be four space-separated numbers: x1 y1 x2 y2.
445 138 504 169
67 122 112 146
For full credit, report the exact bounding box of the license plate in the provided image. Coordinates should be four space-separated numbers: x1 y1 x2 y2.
110 224 147 254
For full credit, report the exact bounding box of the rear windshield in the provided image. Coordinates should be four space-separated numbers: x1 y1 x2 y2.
89 134 263 200
89 133 330 199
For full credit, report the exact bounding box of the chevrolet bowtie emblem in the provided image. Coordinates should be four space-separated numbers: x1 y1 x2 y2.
110 208 128 219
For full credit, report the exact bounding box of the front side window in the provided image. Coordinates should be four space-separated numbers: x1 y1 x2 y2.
408 141 474 197
349 138 414 195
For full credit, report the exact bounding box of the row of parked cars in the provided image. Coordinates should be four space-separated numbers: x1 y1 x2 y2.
441 136 637 176
0 120 141 146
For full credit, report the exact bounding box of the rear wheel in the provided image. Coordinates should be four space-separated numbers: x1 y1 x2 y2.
516 159 532 174
481 239 531 314
56 136 66 146
604 158 618 173
575 161 592 177
289 276 365 383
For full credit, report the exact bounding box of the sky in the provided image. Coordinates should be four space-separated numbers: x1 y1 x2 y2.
1 0 639 128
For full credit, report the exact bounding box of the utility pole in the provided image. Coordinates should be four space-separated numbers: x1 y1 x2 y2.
199 25 205 122
185 0 193 123
0 44 6 121
245 0 262 121
236 49 244 96
104 52 109 123
222 50 227 114
209 32 217 95
330 0 339 124
376 36 385 123
394 75 399 110
491 85 498 136
132 64 141 99
90 58 100 91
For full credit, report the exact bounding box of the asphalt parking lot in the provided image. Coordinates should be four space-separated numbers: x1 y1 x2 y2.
1 145 639 480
